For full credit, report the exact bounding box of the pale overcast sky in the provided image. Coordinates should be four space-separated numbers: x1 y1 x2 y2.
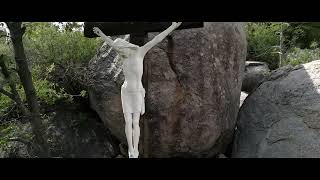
1 22 85 33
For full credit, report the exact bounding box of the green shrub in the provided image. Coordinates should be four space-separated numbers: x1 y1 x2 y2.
0 122 32 146
24 22 101 96
246 22 283 70
32 64 74 105
0 91 13 116
0 54 19 116
24 22 102 67
283 46 320 66
283 23 320 50
0 22 98 114
0 64 74 116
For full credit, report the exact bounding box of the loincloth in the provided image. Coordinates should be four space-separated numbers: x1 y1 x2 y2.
121 87 145 113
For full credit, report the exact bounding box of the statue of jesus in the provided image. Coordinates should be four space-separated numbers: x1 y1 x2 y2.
93 22 182 158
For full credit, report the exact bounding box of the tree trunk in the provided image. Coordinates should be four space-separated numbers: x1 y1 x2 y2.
0 54 29 117
6 22 49 157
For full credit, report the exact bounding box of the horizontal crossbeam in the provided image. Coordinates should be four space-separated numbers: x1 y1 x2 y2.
84 22 203 38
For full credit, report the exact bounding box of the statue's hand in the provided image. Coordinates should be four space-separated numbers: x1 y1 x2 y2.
93 27 103 36
172 22 182 28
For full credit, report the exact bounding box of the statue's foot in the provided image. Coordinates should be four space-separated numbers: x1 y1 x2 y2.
128 150 134 158
133 149 139 158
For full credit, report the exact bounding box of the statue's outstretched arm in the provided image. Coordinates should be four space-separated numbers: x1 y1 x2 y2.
93 27 116 47
141 22 182 55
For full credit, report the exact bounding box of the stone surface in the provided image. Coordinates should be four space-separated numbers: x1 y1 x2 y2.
217 153 227 158
88 22 247 157
0 105 119 158
232 60 320 158
88 42 126 143
241 61 270 93
46 106 119 158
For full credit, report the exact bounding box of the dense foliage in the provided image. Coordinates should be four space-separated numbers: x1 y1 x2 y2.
246 22 320 69
0 22 102 117
245 22 284 69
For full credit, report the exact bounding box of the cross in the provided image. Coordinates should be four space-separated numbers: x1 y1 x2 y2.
83 22 204 38
84 22 203 89
83 22 204 157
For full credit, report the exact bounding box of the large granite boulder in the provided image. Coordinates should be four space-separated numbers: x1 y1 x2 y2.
88 22 247 157
87 43 126 142
241 61 270 93
232 60 320 158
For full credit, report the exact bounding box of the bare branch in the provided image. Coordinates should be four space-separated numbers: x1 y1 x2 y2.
0 87 15 99
8 137 32 146
2 105 16 118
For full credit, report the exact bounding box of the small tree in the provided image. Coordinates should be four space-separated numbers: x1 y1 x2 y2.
273 23 290 68
5 22 49 157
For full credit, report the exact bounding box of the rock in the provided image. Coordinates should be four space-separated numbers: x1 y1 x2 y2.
0 139 32 158
241 61 270 93
232 60 320 158
88 22 247 157
240 92 248 107
217 154 227 158
142 22 247 157
0 122 35 158
119 143 128 157
46 105 119 158
0 105 119 158
88 42 127 143
115 154 125 158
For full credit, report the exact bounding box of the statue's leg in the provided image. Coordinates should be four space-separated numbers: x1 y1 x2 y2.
141 88 145 115
124 112 134 158
132 112 141 158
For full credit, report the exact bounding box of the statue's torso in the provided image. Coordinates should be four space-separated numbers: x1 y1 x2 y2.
114 39 145 91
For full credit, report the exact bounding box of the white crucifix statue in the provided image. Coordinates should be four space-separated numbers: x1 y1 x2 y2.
92 22 182 158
